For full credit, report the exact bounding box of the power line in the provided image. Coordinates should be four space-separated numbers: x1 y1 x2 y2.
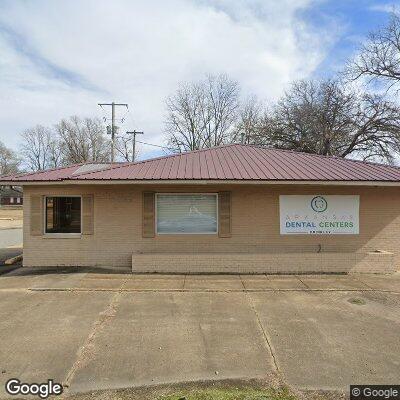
99 102 174 160
136 140 174 151
98 102 128 162
126 106 136 128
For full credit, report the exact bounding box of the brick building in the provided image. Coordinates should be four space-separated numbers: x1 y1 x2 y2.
1 144 400 274
0 186 23 206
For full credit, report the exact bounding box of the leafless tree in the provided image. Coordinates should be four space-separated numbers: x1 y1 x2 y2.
0 141 20 176
202 74 239 147
165 74 239 152
48 139 63 168
56 116 110 164
115 133 140 162
232 96 263 144
253 80 400 163
165 80 211 152
345 12 400 92
20 125 60 171
20 117 112 171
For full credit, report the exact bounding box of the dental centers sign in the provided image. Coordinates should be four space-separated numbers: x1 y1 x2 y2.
280 195 359 235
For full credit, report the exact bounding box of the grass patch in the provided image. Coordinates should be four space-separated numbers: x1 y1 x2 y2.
157 386 296 400
67 385 344 400
347 297 366 305
67 380 304 400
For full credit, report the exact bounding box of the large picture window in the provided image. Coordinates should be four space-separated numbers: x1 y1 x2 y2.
156 194 217 234
45 196 81 234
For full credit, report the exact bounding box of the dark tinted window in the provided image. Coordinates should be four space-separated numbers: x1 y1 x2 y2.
46 197 81 233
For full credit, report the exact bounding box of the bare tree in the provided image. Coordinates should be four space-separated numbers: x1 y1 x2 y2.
20 117 111 170
232 96 262 144
165 81 205 152
202 74 239 147
115 133 139 162
20 125 60 171
48 139 63 168
345 12 400 92
56 116 109 164
0 141 20 176
165 74 239 152
254 79 400 162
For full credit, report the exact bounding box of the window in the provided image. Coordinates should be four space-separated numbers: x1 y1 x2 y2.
16 198 20 204
45 197 81 234
10 197 14 204
156 194 217 234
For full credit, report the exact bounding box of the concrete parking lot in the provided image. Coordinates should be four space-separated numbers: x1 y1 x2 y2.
0 269 399 399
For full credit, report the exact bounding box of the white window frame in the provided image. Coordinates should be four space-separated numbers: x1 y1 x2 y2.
155 193 218 235
10 197 14 203
43 195 82 236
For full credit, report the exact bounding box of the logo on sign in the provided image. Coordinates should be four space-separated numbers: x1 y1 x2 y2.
310 196 327 213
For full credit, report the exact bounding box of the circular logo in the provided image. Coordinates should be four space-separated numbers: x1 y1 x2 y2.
311 196 327 213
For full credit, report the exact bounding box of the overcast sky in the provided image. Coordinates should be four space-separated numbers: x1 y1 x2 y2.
0 0 397 160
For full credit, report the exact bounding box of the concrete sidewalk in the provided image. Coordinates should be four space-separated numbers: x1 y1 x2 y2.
3 267 400 292
0 270 399 398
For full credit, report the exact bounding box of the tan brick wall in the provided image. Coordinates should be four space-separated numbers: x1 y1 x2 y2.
132 252 394 274
23 184 400 273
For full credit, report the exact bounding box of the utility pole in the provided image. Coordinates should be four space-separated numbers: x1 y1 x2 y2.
126 131 144 162
98 102 128 162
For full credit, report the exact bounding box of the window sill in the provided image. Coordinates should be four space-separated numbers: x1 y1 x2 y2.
156 233 218 235
42 233 82 239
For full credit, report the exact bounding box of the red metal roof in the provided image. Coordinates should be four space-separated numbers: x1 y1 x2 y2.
3 144 400 183
8 164 86 181
1 163 118 182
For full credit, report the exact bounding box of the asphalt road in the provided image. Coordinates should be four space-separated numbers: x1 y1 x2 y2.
0 228 22 248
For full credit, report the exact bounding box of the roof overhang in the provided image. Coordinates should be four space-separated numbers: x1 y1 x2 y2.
4 179 400 186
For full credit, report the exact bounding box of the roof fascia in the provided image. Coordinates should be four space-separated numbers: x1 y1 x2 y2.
7 179 400 187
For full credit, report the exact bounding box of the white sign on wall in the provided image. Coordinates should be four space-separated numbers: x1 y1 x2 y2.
279 195 359 235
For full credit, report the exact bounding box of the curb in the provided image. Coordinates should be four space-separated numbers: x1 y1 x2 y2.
0 263 22 275
26 287 400 294
4 254 23 265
